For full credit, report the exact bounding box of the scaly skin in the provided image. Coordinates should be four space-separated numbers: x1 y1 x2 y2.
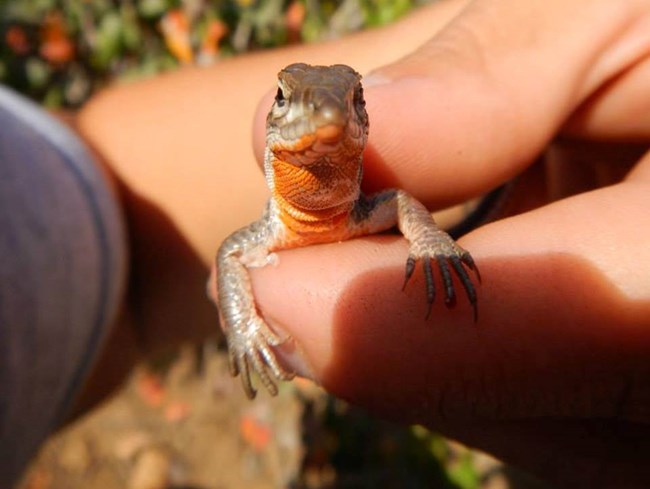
211 63 480 399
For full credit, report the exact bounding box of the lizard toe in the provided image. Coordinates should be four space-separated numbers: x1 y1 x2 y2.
449 254 478 322
257 337 296 382
250 347 279 396
238 354 257 400
404 241 479 321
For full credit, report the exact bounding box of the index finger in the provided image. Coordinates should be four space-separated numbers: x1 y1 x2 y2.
254 0 650 208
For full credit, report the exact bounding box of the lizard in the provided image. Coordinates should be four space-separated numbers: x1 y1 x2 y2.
210 63 480 399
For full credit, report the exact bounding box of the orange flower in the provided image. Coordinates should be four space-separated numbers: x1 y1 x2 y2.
198 19 227 63
6 26 30 55
164 401 191 422
285 1 306 42
160 9 193 64
239 414 272 452
136 371 165 407
40 12 74 64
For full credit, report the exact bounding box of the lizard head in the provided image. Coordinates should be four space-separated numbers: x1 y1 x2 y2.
265 63 369 219
266 63 369 167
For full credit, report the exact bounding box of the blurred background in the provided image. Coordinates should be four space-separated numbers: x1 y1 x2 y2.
1 0 420 108
3 1 549 488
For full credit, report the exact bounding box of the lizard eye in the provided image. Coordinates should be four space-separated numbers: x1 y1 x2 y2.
355 86 365 105
275 87 286 107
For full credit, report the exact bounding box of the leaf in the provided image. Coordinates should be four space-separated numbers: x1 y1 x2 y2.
91 11 123 69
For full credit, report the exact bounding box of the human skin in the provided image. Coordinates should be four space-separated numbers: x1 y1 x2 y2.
76 0 650 487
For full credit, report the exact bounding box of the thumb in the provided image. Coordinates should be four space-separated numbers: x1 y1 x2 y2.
358 0 650 208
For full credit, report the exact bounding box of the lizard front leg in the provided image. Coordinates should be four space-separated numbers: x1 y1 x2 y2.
353 190 481 320
212 216 294 399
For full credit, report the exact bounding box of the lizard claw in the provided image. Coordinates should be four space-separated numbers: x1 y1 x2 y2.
403 242 480 322
225 315 295 399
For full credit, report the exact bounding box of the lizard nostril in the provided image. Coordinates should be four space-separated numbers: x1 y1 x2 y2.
313 103 345 142
318 105 338 120
314 103 345 128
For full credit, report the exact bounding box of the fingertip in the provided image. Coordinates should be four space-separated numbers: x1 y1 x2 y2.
250 237 486 418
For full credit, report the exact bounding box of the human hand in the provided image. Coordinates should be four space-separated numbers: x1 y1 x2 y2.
70 0 468 416
250 0 650 486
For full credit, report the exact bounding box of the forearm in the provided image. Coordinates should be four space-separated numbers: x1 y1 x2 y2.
75 0 469 264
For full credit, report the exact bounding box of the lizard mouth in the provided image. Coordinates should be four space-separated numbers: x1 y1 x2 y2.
315 123 343 143
270 121 350 166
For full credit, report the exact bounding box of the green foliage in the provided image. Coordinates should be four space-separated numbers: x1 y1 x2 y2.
296 397 480 488
363 0 413 26
0 0 425 107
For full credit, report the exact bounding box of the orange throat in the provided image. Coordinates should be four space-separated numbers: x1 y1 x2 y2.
271 156 359 235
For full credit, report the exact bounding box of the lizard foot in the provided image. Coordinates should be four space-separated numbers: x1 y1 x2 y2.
402 235 481 321
226 314 295 399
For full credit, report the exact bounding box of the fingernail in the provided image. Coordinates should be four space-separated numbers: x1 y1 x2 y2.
362 71 394 87
264 316 318 382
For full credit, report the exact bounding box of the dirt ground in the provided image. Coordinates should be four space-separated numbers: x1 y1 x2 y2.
18 342 549 489
18 343 304 489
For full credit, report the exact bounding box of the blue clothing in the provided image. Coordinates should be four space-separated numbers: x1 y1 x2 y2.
0 86 126 486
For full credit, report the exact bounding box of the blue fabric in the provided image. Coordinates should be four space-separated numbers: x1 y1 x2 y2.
0 86 126 486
